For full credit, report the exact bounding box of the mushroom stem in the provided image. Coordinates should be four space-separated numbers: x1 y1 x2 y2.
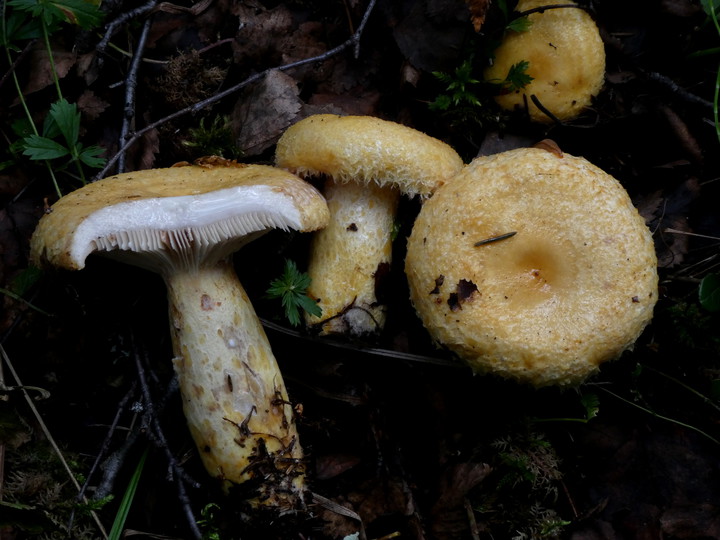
165 260 305 508
306 178 399 334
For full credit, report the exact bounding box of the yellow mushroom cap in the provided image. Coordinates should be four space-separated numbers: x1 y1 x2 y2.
484 0 606 123
31 161 329 272
274 114 464 198
405 146 658 387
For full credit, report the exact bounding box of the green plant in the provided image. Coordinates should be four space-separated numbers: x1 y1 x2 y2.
1 0 106 195
108 448 148 540
699 0 720 143
475 430 567 539
503 60 534 92
699 272 720 311
430 58 483 112
197 502 222 540
266 259 322 326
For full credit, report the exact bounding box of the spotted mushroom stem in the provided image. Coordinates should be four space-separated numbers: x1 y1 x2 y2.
305 178 399 335
164 260 305 508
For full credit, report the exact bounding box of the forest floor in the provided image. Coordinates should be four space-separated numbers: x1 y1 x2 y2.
1 0 720 539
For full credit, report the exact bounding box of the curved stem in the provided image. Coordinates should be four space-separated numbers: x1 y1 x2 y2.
42 23 63 100
164 261 305 508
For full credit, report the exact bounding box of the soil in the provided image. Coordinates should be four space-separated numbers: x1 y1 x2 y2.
1 0 720 539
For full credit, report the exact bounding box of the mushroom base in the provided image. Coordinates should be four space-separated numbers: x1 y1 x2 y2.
165 261 305 509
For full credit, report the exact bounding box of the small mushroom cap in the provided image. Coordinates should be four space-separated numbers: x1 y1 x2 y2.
405 146 658 387
275 114 464 198
484 0 605 123
31 161 329 271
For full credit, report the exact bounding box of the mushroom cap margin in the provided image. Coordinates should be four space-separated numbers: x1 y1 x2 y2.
275 114 464 198
30 162 330 270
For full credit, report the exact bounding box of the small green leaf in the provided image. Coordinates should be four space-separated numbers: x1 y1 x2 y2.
48 98 80 148
580 392 600 422
52 0 104 28
504 60 534 92
8 0 104 29
507 15 532 33
10 265 42 296
699 273 720 312
78 144 106 168
429 94 452 111
0 10 42 48
21 135 69 160
266 259 321 326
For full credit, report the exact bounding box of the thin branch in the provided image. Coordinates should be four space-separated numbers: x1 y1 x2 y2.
96 0 160 60
94 0 378 179
117 15 153 173
132 338 202 540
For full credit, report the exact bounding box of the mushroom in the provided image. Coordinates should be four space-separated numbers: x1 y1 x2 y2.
404 145 658 387
484 0 606 123
30 159 330 508
275 114 464 336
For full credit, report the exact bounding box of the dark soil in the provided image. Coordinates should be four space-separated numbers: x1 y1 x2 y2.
2 1 720 539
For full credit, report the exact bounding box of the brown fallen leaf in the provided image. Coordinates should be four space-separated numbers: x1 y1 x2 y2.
231 69 301 156
466 0 491 32
77 90 110 121
430 462 492 540
23 45 77 95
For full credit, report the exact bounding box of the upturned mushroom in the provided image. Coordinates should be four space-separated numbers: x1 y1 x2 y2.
30 159 330 509
405 145 658 387
484 0 606 123
275 114 464 336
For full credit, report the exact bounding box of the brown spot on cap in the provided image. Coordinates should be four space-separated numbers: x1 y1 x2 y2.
430 275 445 295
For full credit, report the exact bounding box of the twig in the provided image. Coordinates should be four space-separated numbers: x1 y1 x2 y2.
516 3 587 18
96 0 160 60
132 338 202 540
594 385 720 446
664 228 720 241
474 231 517 247
260 317 463 368
117 15 153 173
71 381 138 522
94 0 378 179
464 498 481 540
530 94 562 124
640 69 714 110
0 39 36 91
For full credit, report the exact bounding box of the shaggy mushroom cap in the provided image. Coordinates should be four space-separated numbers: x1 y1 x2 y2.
276 114 464 335
275 114 464 198
484 0 606 123
405 146 658 387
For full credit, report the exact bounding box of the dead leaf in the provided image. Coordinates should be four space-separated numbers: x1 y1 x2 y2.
77 90 110 121
465 0 491 31
430 462 492 540
231 70 301 156
23 46 77 95
231 3 296 64
315 453 362 480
